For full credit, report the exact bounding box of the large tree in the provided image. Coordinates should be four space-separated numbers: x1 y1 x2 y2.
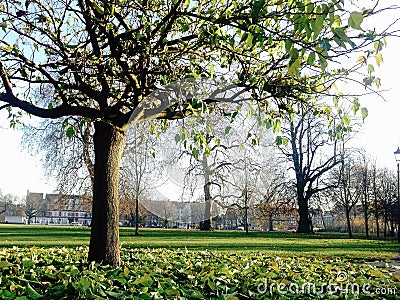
0 0 391 265
376 168 397 238
279 104 343 233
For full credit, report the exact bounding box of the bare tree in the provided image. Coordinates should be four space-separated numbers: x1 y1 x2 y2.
376 168 397 237
166 107 245 230
224 150 262 234
22 117 94 194
255 168 296 232
371 160 380 237
330 146 361 238
355 150 372 238
24 193 47 225
120 123 159 235
279 104 343 233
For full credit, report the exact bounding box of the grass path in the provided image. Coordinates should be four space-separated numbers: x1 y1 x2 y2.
0 225 398 261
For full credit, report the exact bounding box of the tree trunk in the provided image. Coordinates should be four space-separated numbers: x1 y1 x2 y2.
268 214 274 231
383 210 387 238
201 188 213 230
297 192 311 233
390 219 395 237
372 169 379 238
244 188 249 234
309 212 314 233
201 157 213 231
135 188 140 236
88 121 126 267
320 209 326 231
345 207 353 238
363 202 369 238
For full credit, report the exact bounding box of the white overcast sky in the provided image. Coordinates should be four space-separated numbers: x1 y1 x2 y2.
0 0 399 198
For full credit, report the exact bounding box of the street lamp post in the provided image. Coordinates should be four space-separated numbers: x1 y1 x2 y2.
394 147 400 242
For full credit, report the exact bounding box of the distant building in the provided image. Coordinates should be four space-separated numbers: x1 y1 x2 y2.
5 215 26 224
45 193 92 225
0 201 25 224
25 191 92 225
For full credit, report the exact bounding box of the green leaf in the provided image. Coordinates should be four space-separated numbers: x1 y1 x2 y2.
105 291 123 298
369 269 384 278
288 58 301 76
191 147 200 159
374 40 383 52
253 0 265 18
374 53 383 66
174 134 181 143
333 96 339 107
285 39 293 52
367 64 374 74
333 27 350 44
264 119 272 129
275 136 283 146
240 32 248 43
62 118 69 129
66 126 75 138
165 288 180 296
224 126 231 135
357 56 367 66
319 38 331 51
90 0 104 15
307 52 315 65
363 76 373 86
209 64 215 78
361 107 368 121
341 115 351 126
318 53 327 71
0 21 8 32
351 98 360 115
181 23 189 32
348 11 363 30
0 261 13 268
246 33 253 48
312 14 325 39
133 273 153 287
203 147 211 156
23 260 35 268
374 77 381 88
26 282 42 299
273 119 282 133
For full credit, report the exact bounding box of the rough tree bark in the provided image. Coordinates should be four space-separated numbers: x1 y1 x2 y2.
201 157 213 231
296 189 311 233
88 121 126 266
345 207 353 238
268 214 274 231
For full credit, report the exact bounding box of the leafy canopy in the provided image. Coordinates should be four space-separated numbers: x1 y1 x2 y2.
0 0 387 131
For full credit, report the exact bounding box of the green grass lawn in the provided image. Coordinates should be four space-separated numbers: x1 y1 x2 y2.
0 224 398 261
